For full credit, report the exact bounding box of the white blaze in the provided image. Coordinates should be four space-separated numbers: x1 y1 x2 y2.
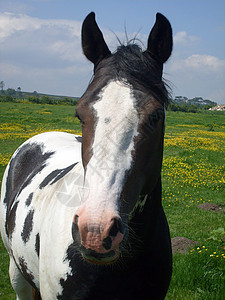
83 80 139 212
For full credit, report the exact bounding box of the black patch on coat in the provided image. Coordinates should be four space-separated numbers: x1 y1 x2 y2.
7 201 19 239
18 256 35 287
4 142 54 237
75 136 82 143
39 169 63 189
57 243 96 300
35 233 40 257
21 209 34 244
39 163 77 189
25 193 33 207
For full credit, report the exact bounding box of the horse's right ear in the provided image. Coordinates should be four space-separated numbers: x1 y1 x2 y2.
82 12 111 66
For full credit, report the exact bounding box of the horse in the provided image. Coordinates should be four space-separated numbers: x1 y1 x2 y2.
0 12 173 299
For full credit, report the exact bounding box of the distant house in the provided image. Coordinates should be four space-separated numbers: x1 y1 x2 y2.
209 105 225 111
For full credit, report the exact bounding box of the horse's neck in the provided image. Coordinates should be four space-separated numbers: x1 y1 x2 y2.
128 176 167 243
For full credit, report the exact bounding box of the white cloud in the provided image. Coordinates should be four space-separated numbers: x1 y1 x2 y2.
185 54 225 71
170 54 225 73
0 12 81 41
165 54 225 103
0 1 29 14
0 12 224 103
0 12 123 96
174 31 199 46
0 12 90 95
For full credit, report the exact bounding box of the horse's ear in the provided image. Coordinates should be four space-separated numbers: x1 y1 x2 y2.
147 13 173 64
82 12 111 65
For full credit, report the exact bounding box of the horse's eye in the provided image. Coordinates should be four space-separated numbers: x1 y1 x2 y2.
75 112 84 124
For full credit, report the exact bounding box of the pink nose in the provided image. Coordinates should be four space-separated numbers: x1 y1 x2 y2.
74 210 124 256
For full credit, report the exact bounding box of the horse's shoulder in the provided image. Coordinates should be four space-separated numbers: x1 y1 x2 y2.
2 131 82 212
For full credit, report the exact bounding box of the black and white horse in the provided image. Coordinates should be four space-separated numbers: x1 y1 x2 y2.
0 12 173 299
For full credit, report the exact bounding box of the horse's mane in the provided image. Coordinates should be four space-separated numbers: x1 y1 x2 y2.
96 43 171 106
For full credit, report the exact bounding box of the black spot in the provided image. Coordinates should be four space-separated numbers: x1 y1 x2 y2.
25 193 33 207
75 136 82 143
102 237 112 250
104 117 111 124
39 163 77 189
21 209 34 244
35 233 40 257
51 164 77 185
18 256 35 287
7 201 19 239
4 142 54 237
39 169 63 189
57 242 97 299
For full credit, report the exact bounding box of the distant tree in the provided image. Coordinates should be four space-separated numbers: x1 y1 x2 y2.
0 81 5 91
5 94 14 102
41 95 54 104
33 91 39 96
6 88 16 97
16 87 22 98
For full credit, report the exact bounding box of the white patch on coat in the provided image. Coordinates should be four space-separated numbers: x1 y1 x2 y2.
83 80 139 214
0 132 84 298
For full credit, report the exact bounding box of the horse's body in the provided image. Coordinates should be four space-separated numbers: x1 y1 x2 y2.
0 12 173 299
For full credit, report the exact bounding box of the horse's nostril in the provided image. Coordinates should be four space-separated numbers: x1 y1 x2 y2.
102 236 112 250
109 218 124 237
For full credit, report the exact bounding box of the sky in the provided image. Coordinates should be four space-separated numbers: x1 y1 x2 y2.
0 0 225 104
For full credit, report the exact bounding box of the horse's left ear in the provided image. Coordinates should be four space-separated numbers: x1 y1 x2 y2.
147 13 173 64
82 12 111 65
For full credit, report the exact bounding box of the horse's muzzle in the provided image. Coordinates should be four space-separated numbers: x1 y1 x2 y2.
72 211 124 265
80 246 120 265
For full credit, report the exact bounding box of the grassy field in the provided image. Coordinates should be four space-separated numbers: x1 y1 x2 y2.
0 102 224 299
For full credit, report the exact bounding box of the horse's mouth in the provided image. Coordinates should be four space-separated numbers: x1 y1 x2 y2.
80 246 120 265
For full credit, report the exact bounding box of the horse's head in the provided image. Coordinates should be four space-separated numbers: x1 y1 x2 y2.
73 12 172 264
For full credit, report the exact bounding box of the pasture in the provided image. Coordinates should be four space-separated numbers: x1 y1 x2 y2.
0 102 224 299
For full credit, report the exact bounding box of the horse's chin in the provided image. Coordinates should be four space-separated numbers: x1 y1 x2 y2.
80 247 120 265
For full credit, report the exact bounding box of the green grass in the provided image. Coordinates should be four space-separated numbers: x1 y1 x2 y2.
0 103 224 299
162 111 225 299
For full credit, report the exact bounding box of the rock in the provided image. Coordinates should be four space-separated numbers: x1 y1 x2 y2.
197 203 225 212
171 237 200 254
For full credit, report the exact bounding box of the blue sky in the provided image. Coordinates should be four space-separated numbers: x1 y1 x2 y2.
0 0 225 103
